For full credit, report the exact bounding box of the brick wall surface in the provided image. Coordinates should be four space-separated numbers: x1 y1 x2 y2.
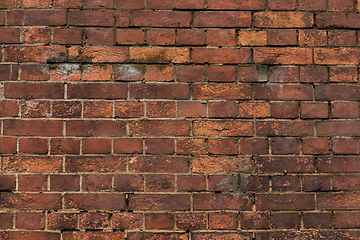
0 0 360 239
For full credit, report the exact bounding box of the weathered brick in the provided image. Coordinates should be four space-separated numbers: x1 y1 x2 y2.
255 12 313 28
18 174 47 191
48 213 78 230
270 66 299 83
318 156 360 172
21 100 50 118
83 101 112 118
194 12 251 27
129 47 189 63
80 212 110 229
63 232 124 240
256 231 315 240
68 46 127 63
113 213 142 230
241 213 270 230
129 120 190 136
209 212 238 230
256 156 314 173
299 30 327 47
4 119 62 136
268 30 297 46
129 156 189 173
316 85 360 101
208 65 237 82
177 29 205 45
51 138 80 155
315 48 360 65
238 30 267 46
8 10 66 26
271 138 300 155
302 139 331 154
335 212 360 228
82 174 112 192
209 102 237 118
176 213 206 230
2 156 62 173
269 0 296 10
256 121 314 136
70 10 129 26
64 193 125 210
84 0 113 8
317 193 360 210
193 193 253 210
329 67 358 83
254 48 312 65
65 156 126 173
192 48 251 64
177 138 206 155
299 0 326 11
147 29 175 46
303 212 332 229
192 156 251 173
237 0 265 10
256 194 315 210
116 29 144 45
193 120 253 136
0 193 61 210
133 11 191 27
129 194 190 210
239 102 268 118
146 101 176 117
114 174 144 191
193 84 252 100
146 175 175 192
272 212 300 229
68 83 126 99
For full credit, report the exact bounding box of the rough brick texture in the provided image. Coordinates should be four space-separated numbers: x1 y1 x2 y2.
0 0 359 239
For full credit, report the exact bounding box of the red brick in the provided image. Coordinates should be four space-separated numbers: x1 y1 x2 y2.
0 101 18 117
176 0 204 9
302 139 331 154
255 156 314 173
129 120 190 136
208 174 266 192
177 175 206 191
21 64 49 81
299 0 326 10
114 64 143 81
147 29 175 45
80 212 110 229
299 30 327 47
329 0 355 11
254 48 312 65
0 28 20 43
146 0 174 9
50 175 79 191
193 84 252 100
50 138 80 155
7 10 66 26
270 66 298 83
319 231 360 239
115 101 144 118
84 0 113 8
208 65 236 82
192 48 251 64
255 12 313 28
82 138 111 154
301 102 329 119
145 138 174 154
269 0 296 10
4 119 62 136
146 175 175 192
129 156 189 173
0 0 21 8
209 102 237 118
329 67 358 83
194 12 251 27
318 156 360 172
54 0 82 8
256 121 314 137
63 232 124 240
19 138 48 154
176 138 206 155
18 174 47 191
51 64 80 81
16 212 45 230
256 194 315 210
239 102 268 118
193 120 253 137
114 138 143 154
317 193 360 210
65 193 125 210
85 29 113 45
23 27 51 43
145 66 174 82
0 213 13 229
332 102 359 118
68 83 126 99
208 139 238 155
176 213 206 230
133 11 191 27
129 194 190 210
0 232 60 239
271 102 299 119
333 175 360 191
82 64 112 81
21 100 50 118
333 138 360 154
82 174 112 191
272 175 301 192
0 193 61 210
113 213 142 230
240 138 269 154
271 138 300 155
329 30 356 47
65 156 126 173
314 48 360 65
192 156 251 173
303 212 332 229
68 46 127 63
193 193 253 210
193 233 250 240
316 85 360 101
130 83 189 99
238 30 267 46
70 10 129 27
178 101 206 118
335 212 360 228
129 47 189 63
239 66 267 83
272 213 301 229
129 232 187 240
116 0 144 9
0 65 18 81
0 138 16 154
237 0 265 10
207 0 235 9
300 66 328 83
145 213 174 229
207 29 235 46
302 175 331 192
177 29 205 45
317 120 360 136
83 101 112 118
114 174 144 191
116 29 144 44
5 82 63 99
240 213 270 229
0 175 15 191
66 120 125 137
2 156 62 173
48 213 78 230
209 212 238 230
268 30 297 46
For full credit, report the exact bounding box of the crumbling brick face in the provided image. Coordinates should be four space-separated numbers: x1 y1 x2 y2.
0 0 359 239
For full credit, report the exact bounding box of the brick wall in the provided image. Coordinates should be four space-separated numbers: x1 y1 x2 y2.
0 0 360 239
